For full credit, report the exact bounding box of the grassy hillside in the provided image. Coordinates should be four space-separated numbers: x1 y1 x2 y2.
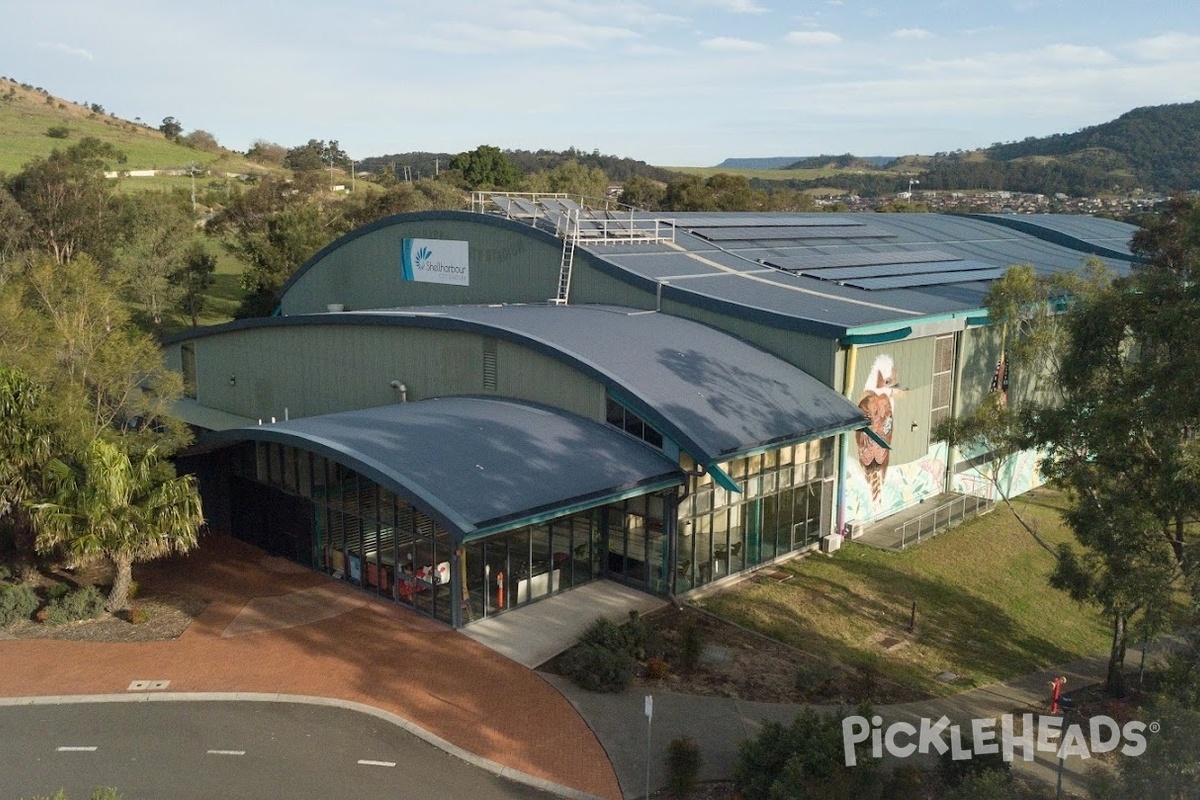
700 489 1113 698
0 78 267 177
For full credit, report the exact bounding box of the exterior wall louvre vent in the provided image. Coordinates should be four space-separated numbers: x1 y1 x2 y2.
483 339 498 391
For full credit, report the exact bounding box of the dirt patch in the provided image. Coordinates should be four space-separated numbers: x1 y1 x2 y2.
1 558 208 643
3 593 209 642
542 604 930 705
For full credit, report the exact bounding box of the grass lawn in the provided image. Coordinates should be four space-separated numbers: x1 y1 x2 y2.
697 488 1113 698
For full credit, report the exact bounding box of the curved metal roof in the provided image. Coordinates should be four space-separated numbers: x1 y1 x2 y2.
174 304 869 467
205 397 684 541
347 304 868 462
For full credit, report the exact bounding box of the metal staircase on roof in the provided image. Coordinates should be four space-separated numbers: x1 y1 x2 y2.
471 192 676 305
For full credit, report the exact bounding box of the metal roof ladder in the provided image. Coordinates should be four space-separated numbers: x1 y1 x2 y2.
551 208 579 305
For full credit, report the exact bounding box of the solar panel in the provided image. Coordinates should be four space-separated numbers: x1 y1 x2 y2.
801 260 999 281
763 249 962 271
691 226 895 242
843 269 1009 290
671 215 864 228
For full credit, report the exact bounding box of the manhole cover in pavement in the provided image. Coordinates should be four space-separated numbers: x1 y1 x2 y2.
701 645 730 664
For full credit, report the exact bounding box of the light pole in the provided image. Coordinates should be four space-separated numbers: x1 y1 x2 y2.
908 178 919 198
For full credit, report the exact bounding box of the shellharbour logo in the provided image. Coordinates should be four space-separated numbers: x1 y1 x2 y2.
841 713 1151 767
401 238 470 286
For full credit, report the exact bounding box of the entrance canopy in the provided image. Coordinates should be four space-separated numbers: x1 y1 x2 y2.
203 396 684 542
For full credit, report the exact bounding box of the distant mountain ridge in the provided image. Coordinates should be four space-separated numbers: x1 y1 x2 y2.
984 101 1200 191
717 155 895 170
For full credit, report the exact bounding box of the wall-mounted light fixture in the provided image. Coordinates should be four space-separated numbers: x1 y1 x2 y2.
390 380 408 402
229 374 236 387
910 421 919 432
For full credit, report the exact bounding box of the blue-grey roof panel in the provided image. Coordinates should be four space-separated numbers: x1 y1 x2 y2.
580 212 1138 332
355 305 867 461
209 397 683 538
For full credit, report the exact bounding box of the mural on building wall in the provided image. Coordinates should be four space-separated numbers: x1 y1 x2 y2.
846 442 947 524
990 351 1010 406
952 449 1045 500
855 355 904 505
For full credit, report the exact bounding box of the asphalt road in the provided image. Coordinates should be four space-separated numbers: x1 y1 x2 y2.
0 700 563 800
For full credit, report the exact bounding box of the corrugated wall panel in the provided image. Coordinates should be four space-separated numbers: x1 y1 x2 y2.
851 338 935 465
191 325 604 424
281 219 563 314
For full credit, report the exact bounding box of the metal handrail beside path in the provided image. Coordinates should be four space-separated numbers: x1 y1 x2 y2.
894 492 995 550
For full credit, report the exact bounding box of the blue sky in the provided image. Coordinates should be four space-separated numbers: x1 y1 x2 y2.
2 0 1199 166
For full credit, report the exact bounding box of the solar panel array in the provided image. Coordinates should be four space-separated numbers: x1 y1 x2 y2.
691 226 895 241
762 249 962 271
808 260 1001 282
844 268 1009 291
670 215 864 228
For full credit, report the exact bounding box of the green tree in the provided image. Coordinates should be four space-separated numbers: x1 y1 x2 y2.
1028 196 1200 695
113 192 194 326
0 367 55 557
0 255 190 456
6 137 126 265
521 159 609 200
618 174 666 210
448 145 521 190
34 439 203 611
173 241 217 328
159 116 182 140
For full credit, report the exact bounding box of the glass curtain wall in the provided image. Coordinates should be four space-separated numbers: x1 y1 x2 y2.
460 508 603 622
229 441 456 625
676 438 833 591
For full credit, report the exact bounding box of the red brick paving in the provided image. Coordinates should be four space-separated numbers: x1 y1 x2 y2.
0 535 621 800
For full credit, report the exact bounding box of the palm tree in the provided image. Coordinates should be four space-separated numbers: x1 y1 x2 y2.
34 439 204 612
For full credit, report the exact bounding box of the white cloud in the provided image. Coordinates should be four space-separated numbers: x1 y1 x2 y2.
701 36 768 51
695 0 769 13
1037 44 1114 65
38 42 94 60
784 30 842 45
892 28 932 40
1126 33 1200 61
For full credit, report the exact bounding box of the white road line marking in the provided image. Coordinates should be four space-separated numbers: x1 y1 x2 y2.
56 746 97 752
206 750 247 756
357 759 396 767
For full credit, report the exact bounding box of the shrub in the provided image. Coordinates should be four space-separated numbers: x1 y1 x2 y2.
939 734 1010 789
46 582 70 601
45 125 70 139
580 616 628 653
126 606 150 625
126 580 140 601
881 764 925 800
666 736 702 797
795 661 844 698
943 769 1018 800
560 643 634 693
0 583 38 625
735 705 879 800
44 586 106 625
679 619 706 673
0 564 11 582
